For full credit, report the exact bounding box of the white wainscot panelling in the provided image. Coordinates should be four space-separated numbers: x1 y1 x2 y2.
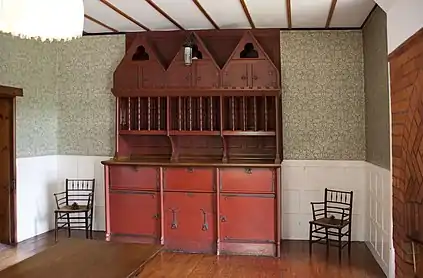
366 163 393 277
16 156 58 242
281 160 367 241
57 155 111 231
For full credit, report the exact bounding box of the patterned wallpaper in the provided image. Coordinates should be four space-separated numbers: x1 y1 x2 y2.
363 7 390 170
56 35 124 156
0 33 59 158
280 31 365 160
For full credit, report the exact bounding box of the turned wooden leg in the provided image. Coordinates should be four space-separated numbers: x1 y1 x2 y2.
54 212 58 242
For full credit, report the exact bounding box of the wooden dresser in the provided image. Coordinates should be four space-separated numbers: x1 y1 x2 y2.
101 29 282 257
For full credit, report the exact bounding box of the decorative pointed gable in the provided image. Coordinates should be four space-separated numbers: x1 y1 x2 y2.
221 31 280 90
166 32 220 89
114 35 166 91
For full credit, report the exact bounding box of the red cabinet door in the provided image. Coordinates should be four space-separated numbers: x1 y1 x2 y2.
114 64 139 90
140 64 165 89
110 166 158 191
193 61 219 89
220 168 275 193
163 192 216 253
220 194 275 242
163 167 214 192
110 191 160 241
222 62 249 89
251 60 279 89
166 61 192 88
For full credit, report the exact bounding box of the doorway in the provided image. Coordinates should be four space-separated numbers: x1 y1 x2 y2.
0 85 22 245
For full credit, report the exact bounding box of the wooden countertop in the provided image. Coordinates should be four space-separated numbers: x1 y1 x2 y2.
101 158 281 168
0 239 161 278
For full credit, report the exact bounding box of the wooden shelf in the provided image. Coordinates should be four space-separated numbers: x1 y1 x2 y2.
119 130 167 136
169 131 220 136
222 131 275 136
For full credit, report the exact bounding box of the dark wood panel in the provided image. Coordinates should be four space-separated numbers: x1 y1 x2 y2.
163 192 216 253
110 191 160 240
389 27 423 278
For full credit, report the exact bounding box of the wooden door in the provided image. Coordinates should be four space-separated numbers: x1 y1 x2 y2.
114 64 139 90
250 61 279 89
222 62 249 89
0 97 14 244
109 191 160 243
140 64 165 89
166 62 192 88
193 62 219 89
163 192 215 253
220 194 275 243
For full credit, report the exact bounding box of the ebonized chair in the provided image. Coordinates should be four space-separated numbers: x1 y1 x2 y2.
309 188 353 261
54 179 95 242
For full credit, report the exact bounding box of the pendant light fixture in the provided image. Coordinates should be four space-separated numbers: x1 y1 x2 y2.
183 33 194 66
0 0 84 41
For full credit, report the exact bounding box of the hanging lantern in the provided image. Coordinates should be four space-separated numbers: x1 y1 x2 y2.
0 0 84 42
183 34 194 66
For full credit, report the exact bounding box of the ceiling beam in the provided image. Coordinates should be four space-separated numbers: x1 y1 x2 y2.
84 14 118 32
144 0 184 30
192 0 219 29
325 0 338 28
99 0 150 31
286 0 292 29
239 0 255 28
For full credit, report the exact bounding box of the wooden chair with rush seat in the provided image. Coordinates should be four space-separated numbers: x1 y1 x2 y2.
53 179 95 242
309 188 353 261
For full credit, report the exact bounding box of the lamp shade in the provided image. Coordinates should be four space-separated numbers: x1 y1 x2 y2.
0 0 84 41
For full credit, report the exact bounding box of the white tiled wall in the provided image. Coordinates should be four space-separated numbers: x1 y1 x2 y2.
281 160 367 241
366 162 393 277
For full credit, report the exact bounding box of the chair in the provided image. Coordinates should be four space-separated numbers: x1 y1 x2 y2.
54 179 95 242
309 188 353 261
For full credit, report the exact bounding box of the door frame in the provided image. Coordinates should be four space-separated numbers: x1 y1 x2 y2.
0 85 23 245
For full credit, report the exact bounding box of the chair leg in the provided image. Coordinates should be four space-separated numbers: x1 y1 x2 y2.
348 223 352 257
325 227 329 255
85 211 89 239
309 223 313 256
338 228 342 262
54 212 58 242
66 214 71 238
90 211 94 239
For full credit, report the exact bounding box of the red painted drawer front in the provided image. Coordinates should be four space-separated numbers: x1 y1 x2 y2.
220 194 275 242
110 191 160 238
164 167 214 191
220 168 274 193
110 166 158 190
163 192 216 253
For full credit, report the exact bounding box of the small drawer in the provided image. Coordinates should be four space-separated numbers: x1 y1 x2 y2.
164 167 214 191
110 166 158 190
220 168 275 193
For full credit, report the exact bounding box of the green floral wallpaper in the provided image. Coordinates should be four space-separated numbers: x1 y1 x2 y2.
56 35 124 156
280 31 365 160
363 7 390 170
0 33 59 158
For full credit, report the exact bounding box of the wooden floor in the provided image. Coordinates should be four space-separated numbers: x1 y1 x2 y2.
0 231 385 278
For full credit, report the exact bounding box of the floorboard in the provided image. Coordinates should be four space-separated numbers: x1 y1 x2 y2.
0 231 385 277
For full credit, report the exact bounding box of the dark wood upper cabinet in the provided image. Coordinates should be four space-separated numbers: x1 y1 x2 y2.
222 31 280 90
114 36 166 91
166 32 220 89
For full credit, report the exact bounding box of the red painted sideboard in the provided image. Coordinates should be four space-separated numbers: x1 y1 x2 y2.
102 29 282 257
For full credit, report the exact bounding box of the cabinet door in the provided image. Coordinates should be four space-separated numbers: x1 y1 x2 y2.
220 194 275 242
166 61 192 88
220 168 275 193
193 61 219 89
163 192 215 253
110 166 158 191
140 64 165 89
222 62 249 89
114 64 139 89
110 191 160 241
250 60 279 89
164 167 214 191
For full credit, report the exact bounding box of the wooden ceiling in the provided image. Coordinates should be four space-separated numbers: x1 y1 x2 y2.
83 0 376 34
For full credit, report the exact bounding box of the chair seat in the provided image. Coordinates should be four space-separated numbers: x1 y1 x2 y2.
55 205 90 213
310 217 350 228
